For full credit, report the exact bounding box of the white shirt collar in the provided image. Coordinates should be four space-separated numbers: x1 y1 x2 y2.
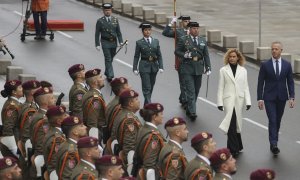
222 173 232 179
197 154 210 165
145 122 158 129
81 159 96 169
272 56 282 62
169 139 183 149
39 108 47 113
68 138 77 144
55 127 62 132
144 37 152 43
10 96 20 102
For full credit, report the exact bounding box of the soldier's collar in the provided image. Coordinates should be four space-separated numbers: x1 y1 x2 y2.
145 122 158 129
169 139 183 149
10 96 20 103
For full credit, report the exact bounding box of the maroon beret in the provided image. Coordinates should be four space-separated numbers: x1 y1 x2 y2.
22 80 41 90
120 177 136 180
0 157 18 170
191 132 212 146
85 69 101 79
77 136 99 149
164 117 186 129
209 148 231 167
46 105 66 118
40 81 52 88
33 87 53 98
3 80 22 92
68 64 85 76
144 103 164 112
119 89 139 99
110 77 128 87
95 155 122 167
250 169 275 180
61 116 82 127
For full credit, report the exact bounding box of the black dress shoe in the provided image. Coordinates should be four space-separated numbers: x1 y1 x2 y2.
270 145 280 155
231 151 240 158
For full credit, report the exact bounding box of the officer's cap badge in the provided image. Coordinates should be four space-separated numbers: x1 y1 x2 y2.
44 87 49 93
10 81 16 86
173 118 179 124
111 156 117 164
5 158 12 166
74 117 79 123
266 172 272 179
130 90 135 97
220 153 227 160
202 132 208 138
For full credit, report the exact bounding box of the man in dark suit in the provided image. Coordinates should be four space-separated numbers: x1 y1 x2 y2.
257 41 295 155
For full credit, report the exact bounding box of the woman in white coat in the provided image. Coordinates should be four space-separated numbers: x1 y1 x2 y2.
217 48 251 157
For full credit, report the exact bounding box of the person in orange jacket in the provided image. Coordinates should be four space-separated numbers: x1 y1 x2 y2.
31 0 49 40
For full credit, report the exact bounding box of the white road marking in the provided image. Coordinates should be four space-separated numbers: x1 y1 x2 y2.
13 11 23 16
115 58 133 68
296 141 300 144
198 97 217 107
57 31 72 39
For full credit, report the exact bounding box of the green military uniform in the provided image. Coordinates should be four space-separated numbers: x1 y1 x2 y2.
56 138 79 180
214 173 232 180
175 34 211 116
162 25 189 105
70 160 99 180
105 96 120 128
111 108 141 164
29 108 48 156
95 15 123 80
69 82 87 119
43 127 66 173
133 37 163 105
184 155 213 180
134 122 166 179
82 88 106 130
158 140 187 180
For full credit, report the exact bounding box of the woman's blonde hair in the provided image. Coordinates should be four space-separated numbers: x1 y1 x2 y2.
223 48 246 66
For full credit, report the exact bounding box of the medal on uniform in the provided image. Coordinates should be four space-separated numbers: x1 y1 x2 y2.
171 159 178 168
93 101 99 109
127 124 135 132
55 144 59 153
151 141 157 149
68 159 75 169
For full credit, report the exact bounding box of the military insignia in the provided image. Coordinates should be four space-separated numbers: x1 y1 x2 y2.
43 124 49 134
266 172 272 179
44 87 49 93
220 153 227 160
157 104 161 111
173 118 179 124
130 90 135 97
193 56 198 61
55 144 59 153
90 139 95 146
77 94 83 101
79 64 84 70
68 159 76 169
151 141 158 149
59 106 64 113
74 117 79 124
10 101 15 106
33 82 37 88
5 158 12 166
127 113 133 119
128 124 135 132
171 159 178 168
6 109 13 117
93 101 99 109
120 77 125 83
28 115 33 123
92 69 97 75
10 81 16 86
202 132 208 139
185 40 190 45
111 156 117 164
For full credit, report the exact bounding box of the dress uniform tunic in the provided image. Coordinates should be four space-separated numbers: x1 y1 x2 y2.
69 82 87 120
95 15 123 80
214 173 232 180
70 160 98 180
133 37 163 105
1 97 21 138
184 155 213 180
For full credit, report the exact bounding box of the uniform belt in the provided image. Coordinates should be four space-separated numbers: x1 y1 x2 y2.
141 56 157 61
101 36 116 42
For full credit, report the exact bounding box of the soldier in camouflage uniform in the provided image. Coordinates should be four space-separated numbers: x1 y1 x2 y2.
158 117 189 180
56 116 88 180
95 155 124 180
110 89 141 165
70 136 101 180
132 103 166 180
184 132 216 180
209 148 237 180
95 3 123 82
175 22 211 121
0 80 23 158
133 23 164 105
68 64 87 119
162 15 191 108
82 69 106 142
43 106 68 176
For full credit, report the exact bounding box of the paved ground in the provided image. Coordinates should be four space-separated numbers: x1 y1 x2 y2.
131 0 300 58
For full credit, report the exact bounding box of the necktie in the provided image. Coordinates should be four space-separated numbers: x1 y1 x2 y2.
147 38 150 44
107 17 111 23
275 60 279 78
193 37 198 46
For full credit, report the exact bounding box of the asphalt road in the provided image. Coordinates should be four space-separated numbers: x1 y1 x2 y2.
1 0 300 179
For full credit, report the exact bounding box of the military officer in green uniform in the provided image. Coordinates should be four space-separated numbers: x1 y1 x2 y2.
68 64 87 119
43 105 68 175
184 132 216 180
158 117 189 180
132 103 166 180
175 21 211 121
0 80 23 157
56 116 88 180
133 23 164 105
109 89 141 166
209 148 237 180
95 155 124 180
162 15 191 108
0 156 22 180
70 136 101 180
82 69 106 141
95 3 123 82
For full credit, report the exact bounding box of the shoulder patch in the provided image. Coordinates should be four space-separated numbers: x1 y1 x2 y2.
76 94 83 101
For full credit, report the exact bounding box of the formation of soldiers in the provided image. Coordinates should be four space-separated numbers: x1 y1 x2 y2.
0 3 277 180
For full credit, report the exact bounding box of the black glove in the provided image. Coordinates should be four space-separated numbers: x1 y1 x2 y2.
217 106 223 111
246 105 251 110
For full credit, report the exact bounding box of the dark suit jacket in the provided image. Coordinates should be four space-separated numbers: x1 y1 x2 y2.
257 58 294 101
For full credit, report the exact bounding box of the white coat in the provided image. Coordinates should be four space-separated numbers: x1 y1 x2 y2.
217 64 251 133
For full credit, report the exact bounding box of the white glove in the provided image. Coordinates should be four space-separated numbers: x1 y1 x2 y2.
159 69 164 73
206 70 211 76
184 52 191 58
96 46 101 51
133 70 139 76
